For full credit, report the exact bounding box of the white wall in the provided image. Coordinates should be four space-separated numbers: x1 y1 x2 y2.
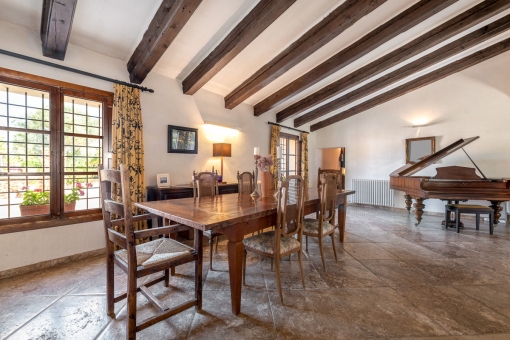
0 20 316 271
315 50 510 213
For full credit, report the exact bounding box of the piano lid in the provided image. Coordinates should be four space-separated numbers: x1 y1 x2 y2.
393 136 479 177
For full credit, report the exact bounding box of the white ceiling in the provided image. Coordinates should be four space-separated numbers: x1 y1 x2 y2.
1 0 508 127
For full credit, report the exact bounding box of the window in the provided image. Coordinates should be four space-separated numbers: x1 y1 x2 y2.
279 132 301 179
0 69 112 230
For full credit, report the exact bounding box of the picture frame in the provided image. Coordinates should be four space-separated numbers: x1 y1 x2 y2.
405 136 435 164
156 174 171 188
168 125 198 154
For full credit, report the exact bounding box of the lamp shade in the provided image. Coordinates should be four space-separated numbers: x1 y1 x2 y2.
213 143 231 157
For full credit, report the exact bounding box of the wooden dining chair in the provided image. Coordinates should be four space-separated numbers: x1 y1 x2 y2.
304 173 339 270
242 175 306 303
98 164 202 339
317 167 343 189
192 171 220 270
237 170 255 194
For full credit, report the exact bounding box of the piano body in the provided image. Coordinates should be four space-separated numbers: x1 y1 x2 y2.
390 136 510 225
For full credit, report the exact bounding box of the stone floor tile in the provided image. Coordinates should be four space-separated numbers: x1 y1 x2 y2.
9 295 113 340
334 287 448 338
397 285 510 335
187 289 276 340
360 259 442 287
0 295 58 339
204 258 265 291
268 289 366 340
261 257 328 290
314 259 387 288
456 284 510 319
342 242 398 260
415 241 484 258
377 240 447 260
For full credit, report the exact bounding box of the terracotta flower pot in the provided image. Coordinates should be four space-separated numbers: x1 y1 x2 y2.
260 171 272 197
19 201 77 216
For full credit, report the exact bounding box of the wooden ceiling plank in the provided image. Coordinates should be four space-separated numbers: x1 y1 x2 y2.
310 37 510 131
281 0 510 124
40 0 78 60
224 0 387 109
182 0 297 95
258 0 459 117
128 0 202 84
295 14 510 127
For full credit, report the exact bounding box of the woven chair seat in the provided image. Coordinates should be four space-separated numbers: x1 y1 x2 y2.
243 231 301 255
303 218 335 236
116 238 193 268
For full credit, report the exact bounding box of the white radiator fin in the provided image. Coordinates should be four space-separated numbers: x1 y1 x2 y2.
350 179 394 207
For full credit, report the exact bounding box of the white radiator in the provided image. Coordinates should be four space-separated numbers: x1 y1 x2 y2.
350 179 394 207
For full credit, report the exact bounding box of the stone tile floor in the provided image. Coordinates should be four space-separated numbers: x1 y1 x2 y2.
2 205 510 339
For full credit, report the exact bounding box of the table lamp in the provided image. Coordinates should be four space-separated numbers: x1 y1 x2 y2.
213 143 231 182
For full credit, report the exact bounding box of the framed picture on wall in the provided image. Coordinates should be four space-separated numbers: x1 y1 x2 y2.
156 174 171 188
168 125 198 154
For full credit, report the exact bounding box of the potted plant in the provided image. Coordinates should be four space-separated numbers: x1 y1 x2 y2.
19 182 90 216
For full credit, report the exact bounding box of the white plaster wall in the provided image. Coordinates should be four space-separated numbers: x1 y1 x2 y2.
0 20 315 271
315 50 510 214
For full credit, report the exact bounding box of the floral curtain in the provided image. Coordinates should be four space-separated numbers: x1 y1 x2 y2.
301 132 309 188
269 125 280 189
112 84 147 239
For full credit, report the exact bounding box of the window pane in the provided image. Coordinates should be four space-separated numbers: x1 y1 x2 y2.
289 155 296 171
289 139 296 155
64 175 100 211
1 132 50 173
0 175 51 219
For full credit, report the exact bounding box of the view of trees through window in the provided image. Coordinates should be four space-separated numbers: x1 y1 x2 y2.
0 82 103 219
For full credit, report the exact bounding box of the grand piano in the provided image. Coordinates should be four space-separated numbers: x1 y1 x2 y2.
390 136 510 226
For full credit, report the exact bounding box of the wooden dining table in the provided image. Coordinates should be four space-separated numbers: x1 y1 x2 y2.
135 188 355 315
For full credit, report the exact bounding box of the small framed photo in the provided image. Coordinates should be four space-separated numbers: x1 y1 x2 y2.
156 174 170 188
168 125 198 154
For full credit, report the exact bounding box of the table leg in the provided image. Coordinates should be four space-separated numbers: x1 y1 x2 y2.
227 240 244 315
338 204 346 243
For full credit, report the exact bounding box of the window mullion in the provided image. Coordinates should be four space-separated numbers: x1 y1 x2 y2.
49 87 62 217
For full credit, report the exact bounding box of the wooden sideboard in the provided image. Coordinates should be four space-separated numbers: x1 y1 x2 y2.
146 183 239 238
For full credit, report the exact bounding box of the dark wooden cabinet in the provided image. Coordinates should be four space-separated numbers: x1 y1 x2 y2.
146 183 239 238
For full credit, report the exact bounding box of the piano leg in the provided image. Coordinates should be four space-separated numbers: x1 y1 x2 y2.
404 195 412 214
413 198 426 226
490 201 503 225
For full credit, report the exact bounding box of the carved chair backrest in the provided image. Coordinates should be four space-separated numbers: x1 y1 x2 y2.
276 175 305 243
237 171 255 194
192 171 218 198
317 167 342 190
320 173 337 226
98 164 134 249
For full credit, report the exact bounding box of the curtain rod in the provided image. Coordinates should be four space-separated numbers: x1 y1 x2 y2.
0 49 155 93
268 121 309 134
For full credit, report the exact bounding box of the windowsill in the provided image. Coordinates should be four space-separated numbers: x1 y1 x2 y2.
0 213 103 235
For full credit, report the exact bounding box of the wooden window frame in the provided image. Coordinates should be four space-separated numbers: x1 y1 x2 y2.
0 67 113 234
279 132 301 178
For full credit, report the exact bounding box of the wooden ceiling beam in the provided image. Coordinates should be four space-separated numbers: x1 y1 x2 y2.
224 0 386 109
182 0 297 95
127 0 202 84
255 0 458 118
40 0 78 60
310 37 510 131
295 14 510 127
284 0 510 125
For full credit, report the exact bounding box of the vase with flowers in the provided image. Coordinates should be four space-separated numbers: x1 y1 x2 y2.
256 155 273 197
19 182 91 216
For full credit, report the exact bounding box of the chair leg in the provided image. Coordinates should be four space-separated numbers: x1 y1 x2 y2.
126 267 137 340
275 256 284 304
209 237 214 271
106 250 115 317
305 235 308 252
215 235 219 253
330 234 338 262
164 269 170 287
445 206 449 229
318 236 326 271
297 250 306 290
490 212 494 235
271 259 273 271
243 249 247 285
456 212 461 233
476 213 480 230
